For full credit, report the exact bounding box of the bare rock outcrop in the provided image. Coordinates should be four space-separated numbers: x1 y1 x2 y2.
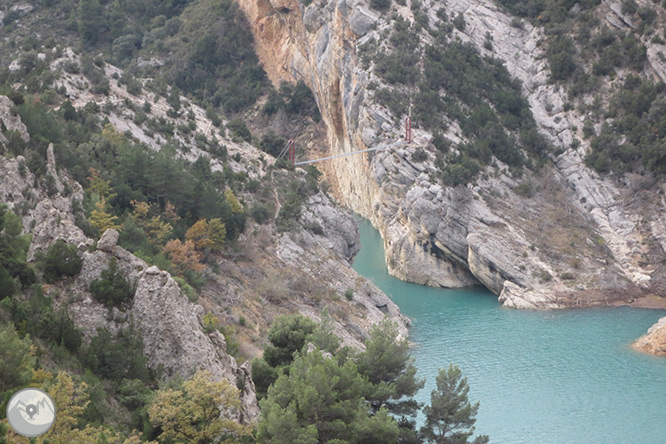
68 230 260 421
0 95 30 145
633 316 666 356
278 190 409 345
300 190 360 261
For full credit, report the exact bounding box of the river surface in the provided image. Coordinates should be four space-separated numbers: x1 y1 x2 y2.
352 218 666 444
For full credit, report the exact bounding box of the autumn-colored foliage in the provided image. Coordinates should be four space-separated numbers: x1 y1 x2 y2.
130 200 173 246
185 218 227 252
89 199 120 233
148 370 251 444
163 239 205 274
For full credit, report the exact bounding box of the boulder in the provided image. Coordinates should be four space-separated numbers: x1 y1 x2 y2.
97 229 120 252
633 316 666 356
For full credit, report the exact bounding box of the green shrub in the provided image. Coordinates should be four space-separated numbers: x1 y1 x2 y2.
370 0 391 11
250 203 273 224
2 285 82 352
39 240 83 283
374 88 408 118
279 81 321 121
228 119 252 143
174 276 198 303
453 12 466 31
259 132 287 157
621 0 638 15
84 327 150 382
514 182 533 198
375 52 420 85
251 357 277 399
38 307 83 353
440 154 481 186
90 258 134 309
560 272 576 280
344 288 354 300
411 148 428 162
547 36 577 82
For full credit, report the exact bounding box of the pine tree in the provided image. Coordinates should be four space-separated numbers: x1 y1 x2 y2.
0 323 34 393
356 319 424 416
420 365 489 444
78 0 103 45
0 264 16 300
257 349 399 444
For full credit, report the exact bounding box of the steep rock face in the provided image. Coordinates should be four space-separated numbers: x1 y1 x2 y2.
236 0 666 309
0 107 260 420
68 232 260 421
35 42 411 348
300 190 361 261
280 190 409 344
0 96 30 143
633 316 666 356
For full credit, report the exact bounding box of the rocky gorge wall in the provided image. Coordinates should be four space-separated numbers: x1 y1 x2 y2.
0 96 265 419
235 0 666 316
0 46 411 413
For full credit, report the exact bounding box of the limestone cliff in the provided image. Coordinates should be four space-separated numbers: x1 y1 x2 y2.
235 0 666 312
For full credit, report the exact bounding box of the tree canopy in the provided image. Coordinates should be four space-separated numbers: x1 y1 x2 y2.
421 365 489 444
148 370 251 444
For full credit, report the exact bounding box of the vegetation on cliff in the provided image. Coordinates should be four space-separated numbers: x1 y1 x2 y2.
253 315 486 444
365 9 551 186
491 0 666 175
364 0 666 183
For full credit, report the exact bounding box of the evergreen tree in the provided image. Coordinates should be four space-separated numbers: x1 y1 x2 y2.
39 240 83 283
0 323 34 393
420 365 489 444
206 218 227 251
262 314 317 368
89 259 134 309
224 189 243 213
78 0 104 45
356 319 424 416
0 265 16 300
257 349 399 444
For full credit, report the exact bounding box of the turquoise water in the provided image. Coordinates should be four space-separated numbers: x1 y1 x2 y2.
352 219 666 444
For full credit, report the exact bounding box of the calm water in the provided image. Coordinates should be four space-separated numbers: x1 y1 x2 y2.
352 218 666 444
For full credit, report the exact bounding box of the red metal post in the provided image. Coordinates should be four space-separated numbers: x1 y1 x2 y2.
288 140 295 165
406 117 412 144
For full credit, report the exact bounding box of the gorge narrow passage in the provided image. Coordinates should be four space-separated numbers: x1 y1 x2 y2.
352 217 666 444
